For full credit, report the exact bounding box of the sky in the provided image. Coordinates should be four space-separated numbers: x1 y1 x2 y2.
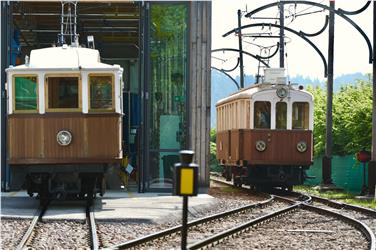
212 0 373 80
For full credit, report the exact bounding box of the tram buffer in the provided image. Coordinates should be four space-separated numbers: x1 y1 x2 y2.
173 150 199 250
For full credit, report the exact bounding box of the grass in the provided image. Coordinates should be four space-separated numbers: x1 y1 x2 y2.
294 185 376 210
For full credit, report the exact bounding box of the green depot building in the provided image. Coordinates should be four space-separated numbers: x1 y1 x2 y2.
0 1 212 193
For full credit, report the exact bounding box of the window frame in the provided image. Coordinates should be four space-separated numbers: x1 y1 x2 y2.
292 101 310 130
253 101 271 129
275 101 287 130
88 73 115 112
45 73 82 112
12 74 39 114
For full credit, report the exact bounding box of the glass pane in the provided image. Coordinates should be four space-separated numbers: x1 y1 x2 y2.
148 151 179 189
148 3 188 188
15 76 38 111
254 101 271 129
48 77 78 109
89 75 113 110
292 102 309 129
276 102 287 129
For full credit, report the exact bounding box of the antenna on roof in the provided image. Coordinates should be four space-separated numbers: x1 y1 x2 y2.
58 1 79 47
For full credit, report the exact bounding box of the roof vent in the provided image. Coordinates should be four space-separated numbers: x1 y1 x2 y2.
264 68 286 84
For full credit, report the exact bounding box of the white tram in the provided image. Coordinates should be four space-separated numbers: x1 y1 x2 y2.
216 68 314 189
6 45 124 201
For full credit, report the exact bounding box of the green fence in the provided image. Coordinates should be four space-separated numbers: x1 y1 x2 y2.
305 155 368 194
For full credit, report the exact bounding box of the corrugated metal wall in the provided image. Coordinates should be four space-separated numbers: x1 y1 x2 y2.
305 156 367 194
189 2 212 188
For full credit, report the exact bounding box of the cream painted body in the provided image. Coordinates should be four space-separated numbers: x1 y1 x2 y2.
216 83 314 131
6 46 124 115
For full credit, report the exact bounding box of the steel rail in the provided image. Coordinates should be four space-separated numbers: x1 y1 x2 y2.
16 204 49 250
277 188 376 216
210 177 375 250
270 192 375 250
311 195 376 217
210 176 312 204
302 204 376 250
108 194 274 249
187 203 300 250
211 175 375 249
87 205 99 250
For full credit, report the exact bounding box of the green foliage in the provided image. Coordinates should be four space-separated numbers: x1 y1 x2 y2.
210 141 221 172
210 128 216 143
307 76 372 157
306 85 326 156
333 80 372 154
209 128 221 172
151 5 187 41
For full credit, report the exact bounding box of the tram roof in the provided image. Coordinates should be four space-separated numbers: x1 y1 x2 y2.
216 83 313 106
6 46 121 72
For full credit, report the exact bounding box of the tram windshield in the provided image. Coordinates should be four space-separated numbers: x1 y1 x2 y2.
254 101 271 129
46 76 79 110
292 102 309 129
276 102 287 129
89 75 114 111
14 75 38 112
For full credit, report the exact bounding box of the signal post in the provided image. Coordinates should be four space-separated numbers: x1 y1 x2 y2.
173 150 199 250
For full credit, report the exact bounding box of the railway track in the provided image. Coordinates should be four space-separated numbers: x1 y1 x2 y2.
106 194 276 249
15 203 49 250
106 183 312 249
209 176 375 250
13 200 99 250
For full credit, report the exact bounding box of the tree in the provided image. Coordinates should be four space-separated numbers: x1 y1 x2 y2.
307 76 372 157
210 128 221 172
333 79 372 154
306 85 326 156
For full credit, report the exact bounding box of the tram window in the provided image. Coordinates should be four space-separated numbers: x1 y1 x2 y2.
13 75 38 112
292 102 309 129
89 75 114 111
254 101 271 129
46 76 79 110
276 102 287 129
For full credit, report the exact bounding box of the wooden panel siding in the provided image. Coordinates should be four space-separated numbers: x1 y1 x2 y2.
8 113 122 165
217 129 313 166
216 130 231 161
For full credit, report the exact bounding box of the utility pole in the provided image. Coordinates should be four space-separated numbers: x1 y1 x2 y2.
237 9 244 89
322 0 335 186
279 1 284 68
369 0 376 196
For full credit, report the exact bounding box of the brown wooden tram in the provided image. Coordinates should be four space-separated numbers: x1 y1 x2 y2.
216 69 314 190
6 45 123 200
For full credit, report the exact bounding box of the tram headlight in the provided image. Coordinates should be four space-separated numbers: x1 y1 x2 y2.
57 130 72 146
255 140 267 152
276 87 288 99
297 141 307 153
